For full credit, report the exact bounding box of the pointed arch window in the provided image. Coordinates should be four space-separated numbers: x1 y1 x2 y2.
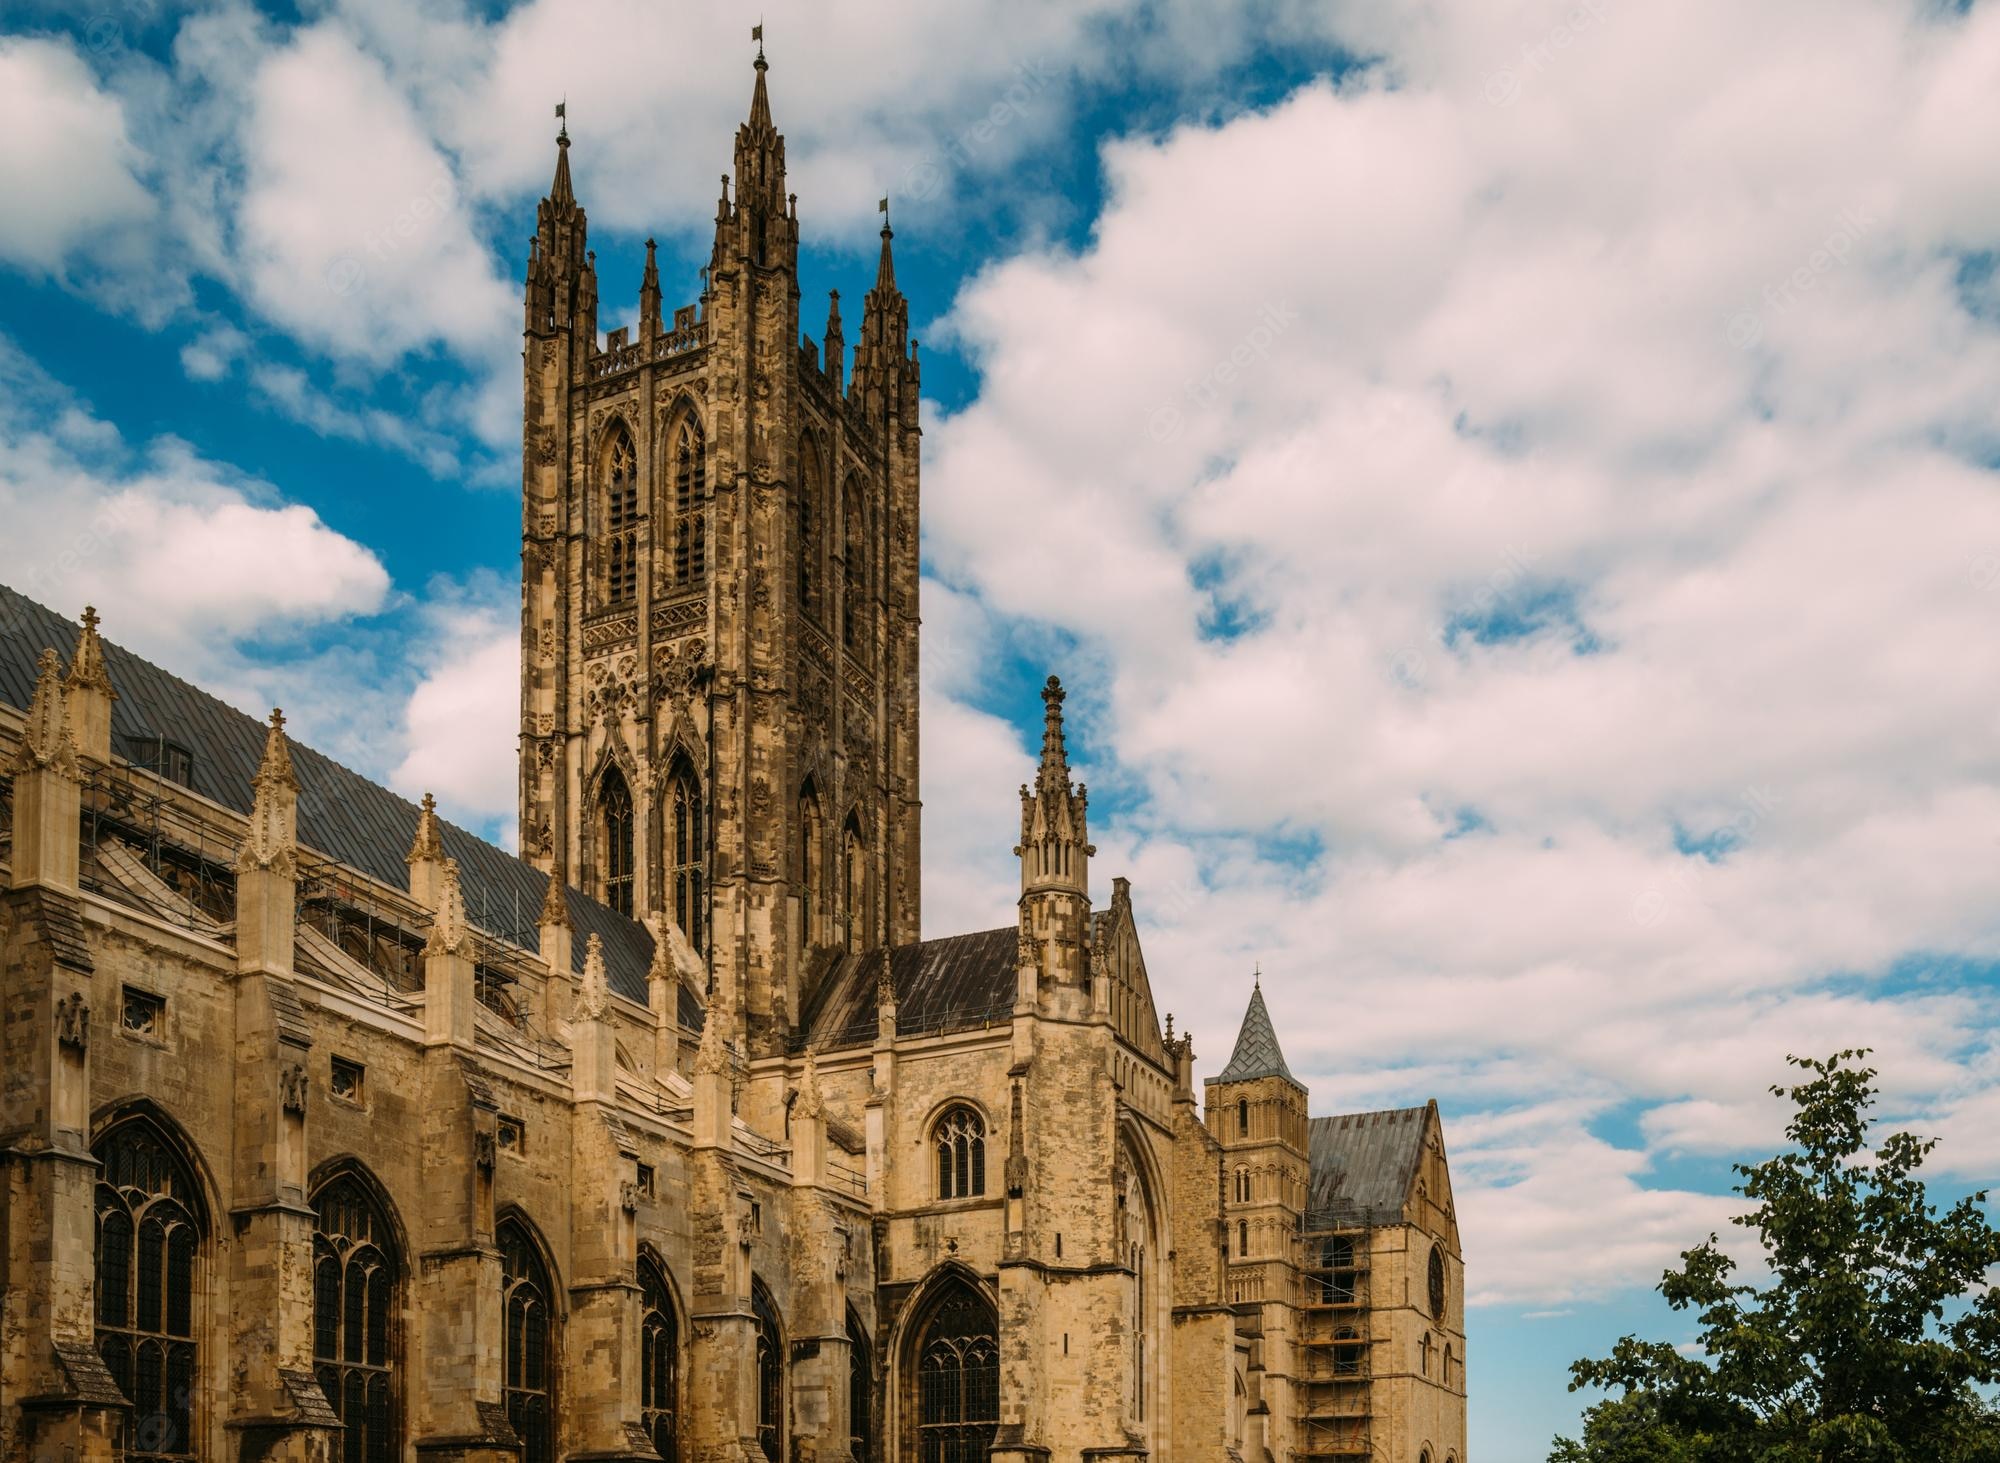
1428 1242 1448 1321
915 1283 999 1463
640 1253 680 1463
848 1309 873 1463
799 436 823 619
842 478 868 652
599 767 636 918
799 778 825 947
312 1172 399 1463
933 1106 986 1200
668 759 705 954
500 1218 556 1463
95 1119 204 1463
753 1280 784 1462
669 416 707 588
603 428 639 605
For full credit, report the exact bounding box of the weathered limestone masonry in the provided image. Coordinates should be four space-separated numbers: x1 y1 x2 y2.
0 46 1466 1463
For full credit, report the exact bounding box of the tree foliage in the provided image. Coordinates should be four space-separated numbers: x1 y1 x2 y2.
1551 1051 2000 1463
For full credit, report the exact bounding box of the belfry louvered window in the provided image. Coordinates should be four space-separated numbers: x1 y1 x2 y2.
500 1219 555 1463
640 1253 680 1463
933 1106 986 1200
916 1284 999 1463
605 429 639 605
799 436 823 618
312 1173 398 1463
95 1120 202 1463
670 416 707 587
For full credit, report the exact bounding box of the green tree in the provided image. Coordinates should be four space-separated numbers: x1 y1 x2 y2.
1551 1051 2000 1463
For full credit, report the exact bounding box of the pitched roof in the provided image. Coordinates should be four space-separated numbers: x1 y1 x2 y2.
0 585 697 1025
1306 1105 1429 1229
796 927 1017 1053
1210 981 1299 1085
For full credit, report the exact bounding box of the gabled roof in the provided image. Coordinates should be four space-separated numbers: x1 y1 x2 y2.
1210 981 1299 1086
1307 1105 1430 1229
796 927 1017 1053
0 585 696 1024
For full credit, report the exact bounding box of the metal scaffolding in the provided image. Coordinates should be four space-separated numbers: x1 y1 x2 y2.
1298 1211 1376 1459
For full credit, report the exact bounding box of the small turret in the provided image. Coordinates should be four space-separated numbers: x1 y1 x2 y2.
714 47 795 274
525 120 592 338
852 203 913 418
1015 676 1095 990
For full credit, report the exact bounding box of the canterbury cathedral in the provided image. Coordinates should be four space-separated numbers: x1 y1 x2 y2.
0 50 1466 1463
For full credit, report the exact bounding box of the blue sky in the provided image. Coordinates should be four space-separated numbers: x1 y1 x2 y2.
5 1 2000 1456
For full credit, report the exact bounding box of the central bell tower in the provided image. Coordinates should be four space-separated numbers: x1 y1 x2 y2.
517 49 923 1057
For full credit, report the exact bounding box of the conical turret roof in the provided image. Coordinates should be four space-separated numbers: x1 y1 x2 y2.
1213 979 1299 1085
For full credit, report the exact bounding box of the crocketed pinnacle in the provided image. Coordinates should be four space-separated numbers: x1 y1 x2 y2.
66 605 114 697
12 649 79 778
406 791 443 865
425 858 472 956
538 864 573 930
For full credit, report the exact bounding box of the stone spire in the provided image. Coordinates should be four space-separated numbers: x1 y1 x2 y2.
12 650 79 780
1214 979 1299 1085
236 710 298 876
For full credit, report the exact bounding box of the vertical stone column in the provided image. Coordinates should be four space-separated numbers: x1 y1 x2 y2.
227 711 339 1461
783 1052 855 1463
2 649 123 1462
413 860 513 1462
685 1013 761 1463
564 939 653 1462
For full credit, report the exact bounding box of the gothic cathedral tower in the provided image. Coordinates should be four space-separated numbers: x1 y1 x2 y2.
517 51 923 1058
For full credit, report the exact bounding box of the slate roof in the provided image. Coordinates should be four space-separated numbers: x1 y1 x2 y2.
1210 981 1300 1086
0 585 697 1024
797 926 1018 1052
1306 1105 1429 1229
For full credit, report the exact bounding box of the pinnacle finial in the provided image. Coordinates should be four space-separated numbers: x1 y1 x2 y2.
406 791 443 865
795 1045 825 1119
237 708 299 875
13 648 79 779
66 605 114 698
425 857 471 956
538 865 573 930
578 933 610 1020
